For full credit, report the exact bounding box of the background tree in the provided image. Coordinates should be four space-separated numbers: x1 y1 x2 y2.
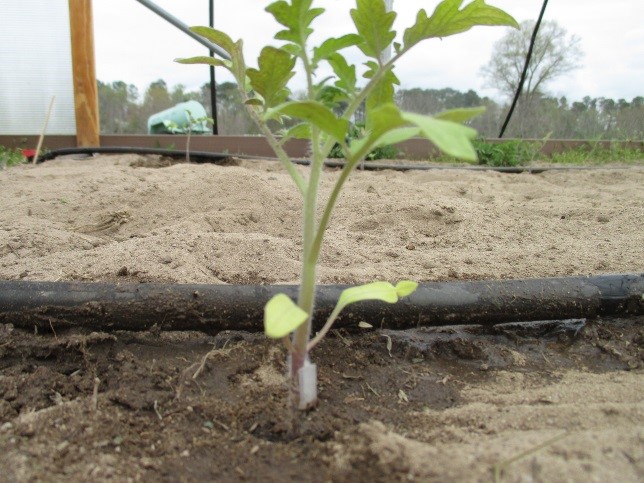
95 79 641 140
481 19 583 137
139 79 174 126
482 19 583 101
97 81 140 133
170 84 202 105
395 87 500 137
613 97 643 139
206 82 258 135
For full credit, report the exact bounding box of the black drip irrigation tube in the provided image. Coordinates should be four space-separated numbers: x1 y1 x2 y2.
0 274 641 335
36 147 643 174
36 147 231 165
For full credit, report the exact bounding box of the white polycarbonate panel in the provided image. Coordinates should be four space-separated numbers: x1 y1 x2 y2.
0 1 76 135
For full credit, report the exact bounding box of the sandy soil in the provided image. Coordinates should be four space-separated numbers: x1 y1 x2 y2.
1 155 643 284
0 154 643 481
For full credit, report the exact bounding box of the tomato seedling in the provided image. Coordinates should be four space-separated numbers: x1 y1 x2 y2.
178 0 517 410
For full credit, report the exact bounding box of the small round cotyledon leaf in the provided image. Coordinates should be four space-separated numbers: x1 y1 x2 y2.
308 280 419 351
338 282 398 310
264 294 308 339
395 280 419 298
336 280 418 314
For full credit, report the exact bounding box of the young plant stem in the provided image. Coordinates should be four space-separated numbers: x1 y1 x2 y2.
339 54 401 132
292 51 404 384
316 53 400 165
243 94 307 195
298 60 403 361
310 155 363 267
307 302 342 351
178 0 520 413
292 172 316 356
306 150 377 353
311 61 400 266
290 31 326 403
292 129 323 394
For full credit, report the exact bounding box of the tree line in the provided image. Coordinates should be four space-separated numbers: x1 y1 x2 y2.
98 20 641 140
98 79 258 136
98 78 642 140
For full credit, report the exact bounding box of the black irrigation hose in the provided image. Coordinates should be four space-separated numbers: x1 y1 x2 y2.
36 147 231 164
310 160 640 173
1 274 641 335
36 147 642 174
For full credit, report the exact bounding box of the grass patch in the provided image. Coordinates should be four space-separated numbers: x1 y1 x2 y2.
473 138 540 167
426 138 539 167
547 143 643 165
427 139 643 167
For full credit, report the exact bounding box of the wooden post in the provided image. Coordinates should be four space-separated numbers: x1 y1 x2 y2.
68 0 100 146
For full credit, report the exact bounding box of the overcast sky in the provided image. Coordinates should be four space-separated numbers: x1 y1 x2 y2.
93 0 643 102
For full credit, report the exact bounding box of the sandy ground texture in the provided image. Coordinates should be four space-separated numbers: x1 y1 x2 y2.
0 154 643 481
1 154 643 284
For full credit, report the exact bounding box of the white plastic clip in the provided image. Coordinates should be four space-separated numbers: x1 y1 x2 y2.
297 359 318 410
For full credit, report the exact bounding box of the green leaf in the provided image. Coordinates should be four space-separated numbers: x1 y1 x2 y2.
395 280 419 298
362 59 400 117
365 68 399 116
186 27 247 85
403 0 519 50
316 85 349 108
375 126 421 147
336 280 418 314
362 60 379 80
350 0 397 61
266 0 324 46
267 101 349 142
280 43 302 57
246 47 296 108
174 56 231 70
349 103 407 159
313 34 362 64
190 26 237 55
402 112 478 161
434 106 486 123
264 294 308 339
280 122 312 141
244 98 264 106
327 53 357 93
366 103 407 138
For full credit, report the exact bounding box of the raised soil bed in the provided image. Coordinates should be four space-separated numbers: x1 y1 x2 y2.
0 155 642 481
